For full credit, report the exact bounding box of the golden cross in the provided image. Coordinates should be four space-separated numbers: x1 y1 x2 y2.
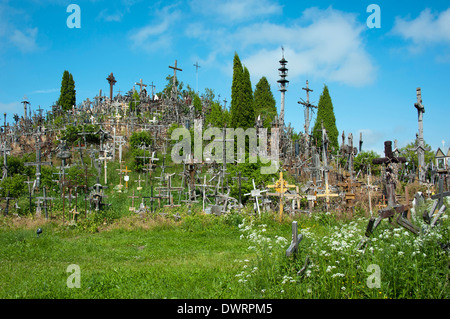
121 166 132 189
316 181 339 206
266 171 297 221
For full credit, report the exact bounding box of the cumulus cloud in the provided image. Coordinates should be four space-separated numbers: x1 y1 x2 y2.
187 6 376 87
392 8 450 45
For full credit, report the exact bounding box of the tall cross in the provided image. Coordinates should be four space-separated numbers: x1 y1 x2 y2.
135 79 147 95
298 80 316 158
106 72 117 101
372 141 407 207
169 60 182 99
22 95 30 120
149 82 156 99
24 132 52 190
413 87 429 184
193 61 201 93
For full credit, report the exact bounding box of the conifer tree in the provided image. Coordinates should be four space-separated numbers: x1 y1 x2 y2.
58 70 76 111
239 66 254 129
230 53 255 129
254 76 277 128
231 53 243 128
312 85 339 152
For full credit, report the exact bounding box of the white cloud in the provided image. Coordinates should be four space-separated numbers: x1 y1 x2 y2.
189 0 282 23
392 8 450 45
9 27 39 53
128 4 181 52
217 7 376 87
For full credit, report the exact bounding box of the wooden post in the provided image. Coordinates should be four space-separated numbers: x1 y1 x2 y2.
286 221 303 257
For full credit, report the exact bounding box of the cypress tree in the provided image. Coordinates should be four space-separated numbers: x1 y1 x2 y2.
254 76 277 128
238 66 254 129
230 53 243 128
312 85 339 152
68 73 76 109
58 70 76 111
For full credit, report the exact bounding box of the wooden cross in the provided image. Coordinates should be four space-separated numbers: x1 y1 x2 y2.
232 171 248 209
24 133 52 190
372 141 407 208
431 177 450 211
286 221 303 257
22 95 30 120
1 190 15 216
135 79 147 95
267 171 297 221
106 72 117 101
316 180 339 210
122 166 132 189
298 80 317 158
35 187 55 220
193 61 201 93
195 176 213 212
135 174 144 191
128 190 139 212
169 60 182 99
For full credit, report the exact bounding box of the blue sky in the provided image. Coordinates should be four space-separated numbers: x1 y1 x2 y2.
0 0 449 156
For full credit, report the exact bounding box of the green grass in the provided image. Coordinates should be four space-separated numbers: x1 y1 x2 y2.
0 201 448 299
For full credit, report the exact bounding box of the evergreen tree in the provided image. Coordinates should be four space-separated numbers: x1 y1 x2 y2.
230 53 243 128
230 53 254 129
68 73 76 109
239 66 254 129
58 70 76 111
312 85 339 152
254 76 277 128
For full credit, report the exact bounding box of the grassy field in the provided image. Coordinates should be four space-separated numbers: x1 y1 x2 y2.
0 200 448 299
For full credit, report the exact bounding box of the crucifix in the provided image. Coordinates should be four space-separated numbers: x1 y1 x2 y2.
24 131 52 191
128 190 139 212
195 176 213 212
244 179 268 216
22 95 30 120
317 121 337 211
267 171 297 221
372 141 407 208
193 61 201 93
413 87 429 184
36 187 55 220
106 72 117 101
169 60 182 100
135 79 147 95
298 80 317 159
122 166 132 190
